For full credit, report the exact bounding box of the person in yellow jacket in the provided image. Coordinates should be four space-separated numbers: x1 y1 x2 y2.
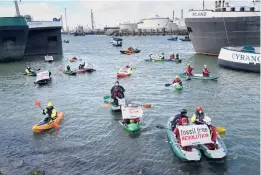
65 65 72 72
191 106 205 125
42 102 57 123
25 65 33 74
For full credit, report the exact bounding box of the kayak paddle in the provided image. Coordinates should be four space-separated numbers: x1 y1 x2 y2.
165 83 172 87
34 101 60 131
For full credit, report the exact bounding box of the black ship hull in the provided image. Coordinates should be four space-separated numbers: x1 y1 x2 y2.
25 27 62 56
185 16 260 55
0 17 28 61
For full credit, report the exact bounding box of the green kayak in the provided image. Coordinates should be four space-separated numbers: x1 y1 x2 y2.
173 83 183 90
144 59 182 63
167 120 201 161
179 73 218 80
121 122 141 133
198 134 227 159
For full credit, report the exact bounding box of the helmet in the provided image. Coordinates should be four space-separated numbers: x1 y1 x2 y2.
196 106 202 111
175 75 179 79
47 102 53 107
181 109 187 115
181 118 188 125
204 65 207 68
27 65 30 68
187 64 190 66
115 81 119 85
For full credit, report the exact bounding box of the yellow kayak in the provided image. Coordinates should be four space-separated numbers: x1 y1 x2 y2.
32 112 64 134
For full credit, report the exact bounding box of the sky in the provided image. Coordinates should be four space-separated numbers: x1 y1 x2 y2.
0 0 256 30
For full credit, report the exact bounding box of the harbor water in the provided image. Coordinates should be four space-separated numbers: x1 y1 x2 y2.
0 35 259 175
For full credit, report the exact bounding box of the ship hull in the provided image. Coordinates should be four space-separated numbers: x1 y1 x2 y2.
185 16 260 55
25 27 62 56
0 17 28 61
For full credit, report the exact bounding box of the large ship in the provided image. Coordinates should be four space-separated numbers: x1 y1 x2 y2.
185 0 260 55
0 1 62 61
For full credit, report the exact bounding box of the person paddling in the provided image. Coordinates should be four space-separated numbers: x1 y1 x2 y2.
65 65 72 72
204 118 218 150
202 65 210 77
111 81 125 106
170 109 189 131
170 53 175 60
174 118 192 151
191 106 205 125
175 53 179 60
172 75 182 86
25 65 33 74
185 64 194 76
41 103 57 124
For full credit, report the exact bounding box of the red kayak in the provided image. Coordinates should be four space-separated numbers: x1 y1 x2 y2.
117 73 130 77
77 69 86 73
117 67 132 78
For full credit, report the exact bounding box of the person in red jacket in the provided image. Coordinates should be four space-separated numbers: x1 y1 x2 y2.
185 64 194 76
204 118 218 150
172 75 182 86
202 65 210 77
174 118 192 151
170 53 175 60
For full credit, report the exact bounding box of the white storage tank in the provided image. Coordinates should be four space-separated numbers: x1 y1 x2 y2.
137 16 170 30
119 23 138 31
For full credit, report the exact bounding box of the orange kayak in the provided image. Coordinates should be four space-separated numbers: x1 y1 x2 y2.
32 112 64 134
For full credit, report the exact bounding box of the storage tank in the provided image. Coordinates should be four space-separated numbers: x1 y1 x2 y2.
119 23 137 31
137 16 170 30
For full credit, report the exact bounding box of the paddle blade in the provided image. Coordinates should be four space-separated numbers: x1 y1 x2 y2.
104 103 112 107
34 101 41 107
116 66 120 69
156 124 165 129
165 83 171 87
131 67 136 70
53 122 60 131
143 104 152 108
216 127 226 133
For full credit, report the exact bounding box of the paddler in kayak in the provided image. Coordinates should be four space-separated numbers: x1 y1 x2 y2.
122 118 140 124
191 106 205 125
25 65 33 74
79 62 85 69
65 65 73 72
185 64 194 76
170 109 188 130
202 65 210 77
172 75 182 86
204 118 218 150
174 117 192 151
160 53 165 60
41 102 57 124
170 53 175 60
111 81 125 106
175 53 179 60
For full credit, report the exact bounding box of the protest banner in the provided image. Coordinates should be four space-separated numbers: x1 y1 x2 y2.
121 106 143 119
178 125 212 146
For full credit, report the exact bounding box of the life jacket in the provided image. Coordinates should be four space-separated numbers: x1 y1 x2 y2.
195 111 204 123
209 125 217 142
112 86 123 98
46 107 54 117
203 68 209 76
186 67 193 75
173 78 181 83
170 54 174 59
